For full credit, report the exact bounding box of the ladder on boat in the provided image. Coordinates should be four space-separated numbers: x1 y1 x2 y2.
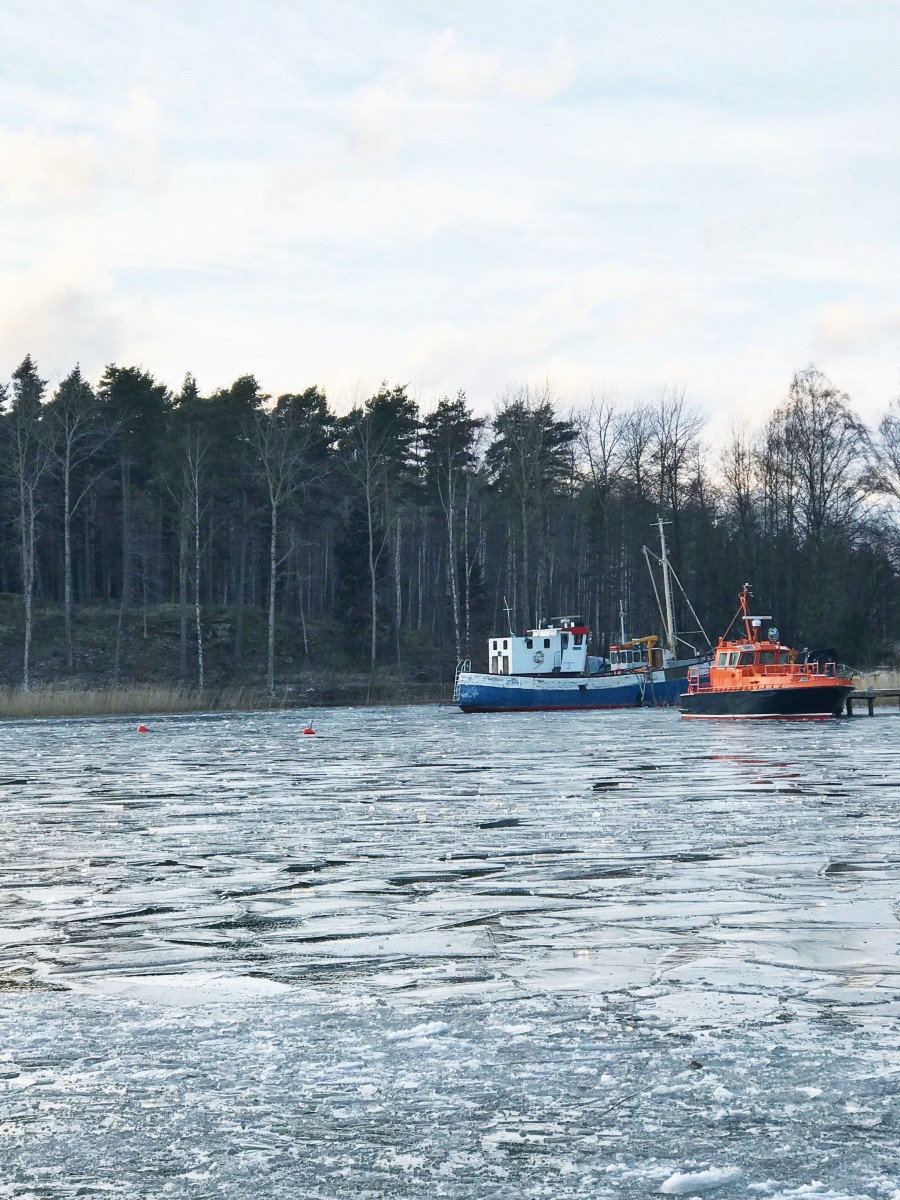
453 659 471 703
637 669 656 707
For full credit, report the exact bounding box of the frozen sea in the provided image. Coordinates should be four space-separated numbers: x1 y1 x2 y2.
1 705 899 1199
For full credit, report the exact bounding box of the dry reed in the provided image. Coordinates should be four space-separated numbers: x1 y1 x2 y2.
0 683 285 721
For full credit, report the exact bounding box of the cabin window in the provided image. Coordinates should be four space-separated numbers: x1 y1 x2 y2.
739 651 756 665
561 634 569 648
525 638 532 649
574 633 583 646
759 650 776 664
503 640 508 649
492 640 497 650
544 638 551 649
716 652 728 667
727 652 740 667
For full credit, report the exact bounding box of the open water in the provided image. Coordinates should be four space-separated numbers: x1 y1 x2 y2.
1 705 899 1199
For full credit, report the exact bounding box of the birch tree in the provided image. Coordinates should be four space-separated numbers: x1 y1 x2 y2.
46 366 113 669
249 389 330 696
7 356 51 690
422 392 483 661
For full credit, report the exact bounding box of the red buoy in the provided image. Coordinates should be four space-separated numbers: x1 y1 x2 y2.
136 724 149 733
302 725 315 735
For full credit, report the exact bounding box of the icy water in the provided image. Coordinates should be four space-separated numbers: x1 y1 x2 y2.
1 707 899 1199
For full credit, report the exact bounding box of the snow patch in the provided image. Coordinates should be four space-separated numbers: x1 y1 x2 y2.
660 1166 740 1194
386 1021 451 1041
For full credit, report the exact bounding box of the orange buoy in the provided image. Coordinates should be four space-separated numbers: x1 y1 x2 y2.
302 725 315 735
136 724 149 733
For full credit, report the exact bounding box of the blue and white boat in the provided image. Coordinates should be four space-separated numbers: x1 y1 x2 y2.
454 521 710 713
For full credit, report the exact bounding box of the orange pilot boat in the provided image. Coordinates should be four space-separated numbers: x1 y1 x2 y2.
678 583 853 720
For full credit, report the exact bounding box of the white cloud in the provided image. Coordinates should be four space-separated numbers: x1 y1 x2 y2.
112 85 166 191
351 84 399 162
500 37 576 101
421 29 576 102
0 127 97 206
0 244 126 380
422 29 499 98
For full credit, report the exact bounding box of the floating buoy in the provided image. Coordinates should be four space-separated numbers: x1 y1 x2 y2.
302 725 315 735
136 724 149 733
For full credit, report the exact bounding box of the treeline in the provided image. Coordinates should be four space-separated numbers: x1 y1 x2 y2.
2 356 899 691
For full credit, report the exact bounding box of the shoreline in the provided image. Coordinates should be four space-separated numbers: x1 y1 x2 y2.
0 681 448 721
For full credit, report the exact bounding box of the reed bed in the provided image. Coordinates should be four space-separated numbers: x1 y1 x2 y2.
0 684 284 721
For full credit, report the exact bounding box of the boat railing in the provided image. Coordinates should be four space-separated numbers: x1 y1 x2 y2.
686 666 702 693
756 661 843 679
453 659 471 703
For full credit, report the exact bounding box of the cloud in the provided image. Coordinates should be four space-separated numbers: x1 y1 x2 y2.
0 251 127 380
351 84 398 162
814 296 900 352
422 29 576 101
112 85 166 191
501 37 577 101
422 29 499 98
0 127 98 207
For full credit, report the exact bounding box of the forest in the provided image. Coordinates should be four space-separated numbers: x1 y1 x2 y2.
2 354 900 696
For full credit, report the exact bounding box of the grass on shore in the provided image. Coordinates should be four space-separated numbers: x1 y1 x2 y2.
0 683 287 720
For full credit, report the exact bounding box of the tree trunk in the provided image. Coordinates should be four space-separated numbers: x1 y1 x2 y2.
178 504 188 677
63 447 74 670
446 498 461 661
22 490 35 692
366 486 377 675
394 518 402 667
194 479 204 693
267 500 277 697
234 496 247 665
114 457 130 680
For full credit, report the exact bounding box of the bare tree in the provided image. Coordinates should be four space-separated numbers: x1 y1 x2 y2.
487 384 576 626
7 356 51 690
768 368 870 548
250 399 326 696
648 387 706 519
422 392 484 661
46 366 115 669
720 420 757 560
183 430 207 692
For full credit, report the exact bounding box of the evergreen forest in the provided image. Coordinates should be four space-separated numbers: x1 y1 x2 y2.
2 354 900 695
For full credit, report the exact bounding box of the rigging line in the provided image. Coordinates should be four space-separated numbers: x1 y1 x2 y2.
643 549 715 652
642 545 666 638
664 561 712 649
719 603 744 643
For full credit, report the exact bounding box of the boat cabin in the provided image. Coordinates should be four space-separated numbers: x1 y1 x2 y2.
608 635 664 673
488 616 589 676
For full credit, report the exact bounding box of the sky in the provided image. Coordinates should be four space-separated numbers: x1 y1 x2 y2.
1 0 898 438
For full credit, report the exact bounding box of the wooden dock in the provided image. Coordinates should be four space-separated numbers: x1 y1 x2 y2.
845 689 900 716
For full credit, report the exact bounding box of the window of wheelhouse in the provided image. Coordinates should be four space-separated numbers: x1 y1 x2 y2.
716 652 728 667
739 650 755 665
727 651 740 666
758 650 776 664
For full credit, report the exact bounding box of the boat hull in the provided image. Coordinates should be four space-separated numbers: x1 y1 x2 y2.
678 683 853 720
456 668 695 712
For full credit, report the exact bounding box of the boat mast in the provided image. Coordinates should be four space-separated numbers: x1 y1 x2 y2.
657 518 677 656
619 600 626 644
